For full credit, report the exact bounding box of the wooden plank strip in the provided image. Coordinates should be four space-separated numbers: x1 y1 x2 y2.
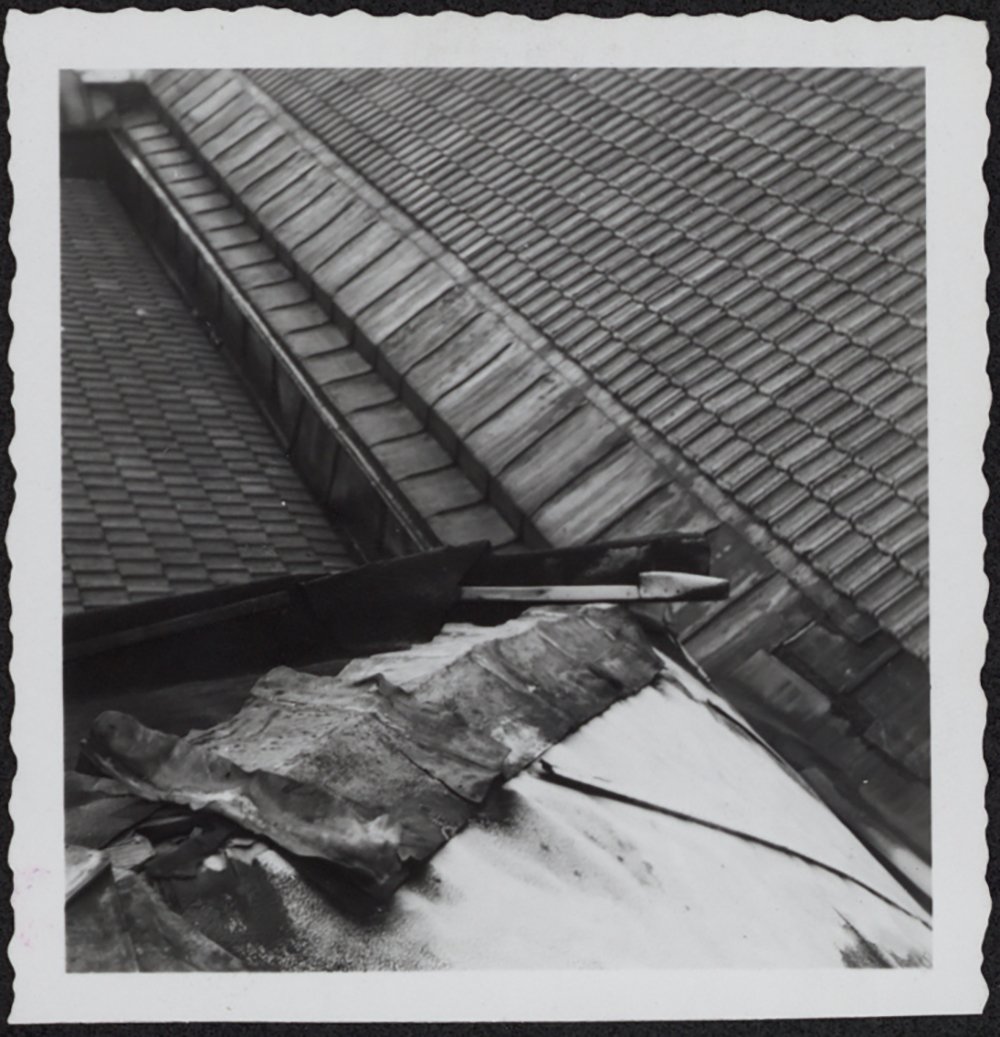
460 572 728 602
168 174 218 200
259 179 334 237
320 372 399 414
273 182 357 252
177 189 230 217
300 345 370 384
464 374 582 474
500 405 630 515
349 400 425 445
311 222 401 299
356 262 455 344
149 70 212 111
164 71 233 119
405 311 513 403
212 121 287 177
462 585 647 603
600 480 717 541
240 150 320 214
371 433 454 483
398 466 485 516
254 164 331 227
168 70 232 114
380 286 483 377
336 242 428 315
531 443 666 545
203 224 261 252
118 107 166 133
294 197 379 276
173 77 245 130
157 159 210 184
434 344 540 438
200 108 272 163
244 279 311 312
139 146 192 171
230 259 298 292
221 132 297 191
182 90 254 147
284 323 351 361
138 135 187 155
190 206 245 234
265 300 330 336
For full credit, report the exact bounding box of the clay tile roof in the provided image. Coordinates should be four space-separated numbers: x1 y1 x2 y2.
244 66 927 654
62 177 358 612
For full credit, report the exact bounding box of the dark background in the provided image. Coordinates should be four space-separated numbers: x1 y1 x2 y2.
1 0 995 1031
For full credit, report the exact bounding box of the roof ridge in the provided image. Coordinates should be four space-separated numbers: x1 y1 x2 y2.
152 68 927 654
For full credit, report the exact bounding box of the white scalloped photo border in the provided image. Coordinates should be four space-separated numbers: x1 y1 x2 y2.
5 8 991 1022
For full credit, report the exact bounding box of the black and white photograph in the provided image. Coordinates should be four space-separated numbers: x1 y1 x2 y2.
6 8 990 1023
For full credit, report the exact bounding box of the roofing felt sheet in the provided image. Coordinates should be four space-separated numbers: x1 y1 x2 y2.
67 637 930 970
244 67 927 654
79 605 662 893
62 177 358 611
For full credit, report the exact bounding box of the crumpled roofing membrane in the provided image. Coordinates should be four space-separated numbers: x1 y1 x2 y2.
81 605 661 893
71 605 929 969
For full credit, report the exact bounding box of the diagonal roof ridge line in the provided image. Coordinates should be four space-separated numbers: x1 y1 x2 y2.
161 69 920 649
233 70 922 641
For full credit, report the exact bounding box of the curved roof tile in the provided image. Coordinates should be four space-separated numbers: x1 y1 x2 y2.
241 66 927 655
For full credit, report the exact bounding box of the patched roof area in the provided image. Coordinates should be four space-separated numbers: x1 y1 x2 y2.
69 605 931 970
245 66 927 655
62 177 358 611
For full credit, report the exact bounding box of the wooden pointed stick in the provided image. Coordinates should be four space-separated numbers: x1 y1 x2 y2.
459 571 729 603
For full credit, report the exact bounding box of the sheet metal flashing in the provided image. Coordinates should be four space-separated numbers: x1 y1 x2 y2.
80 605 663 894
66 614 931 971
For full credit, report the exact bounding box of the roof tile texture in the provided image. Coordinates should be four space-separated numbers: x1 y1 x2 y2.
62 177 358 612
244 66 927 654
118 107 520 550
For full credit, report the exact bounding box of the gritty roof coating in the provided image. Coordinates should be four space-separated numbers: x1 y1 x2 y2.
62 177 358 612
245 66 927 655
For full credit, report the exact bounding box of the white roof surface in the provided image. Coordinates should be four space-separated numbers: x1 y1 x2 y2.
229 648 930 970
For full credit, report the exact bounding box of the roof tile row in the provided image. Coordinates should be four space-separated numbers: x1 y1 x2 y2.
62 177 360 611
122 104 519 550
150 68 927 657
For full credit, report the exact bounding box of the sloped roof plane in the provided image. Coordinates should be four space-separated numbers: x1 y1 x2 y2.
242 66 926 659
63 64 931 882
62 177 359 611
